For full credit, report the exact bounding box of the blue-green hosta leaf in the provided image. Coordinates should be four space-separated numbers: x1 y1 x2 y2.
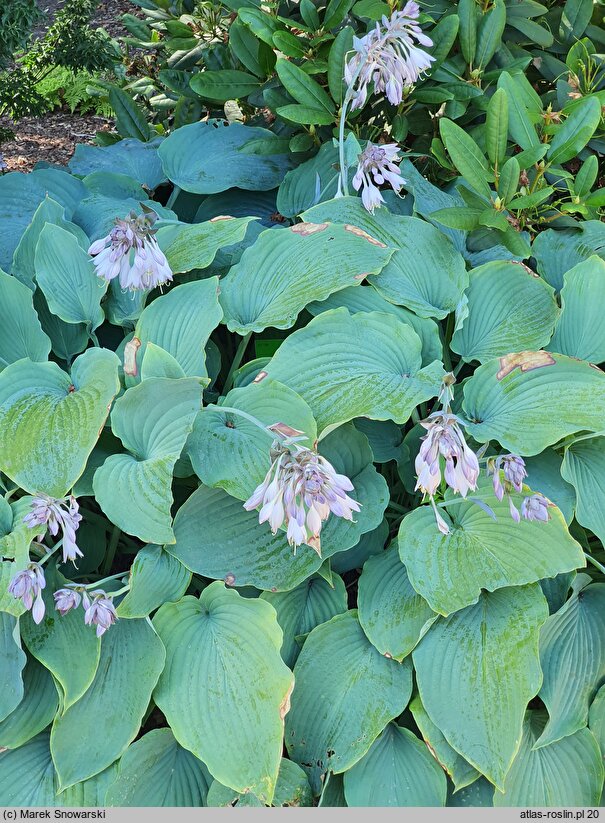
330 518 389 574
140 343 187 380
0 656 58 748
399 477 583 616
69 138 166 190
353 418 403 463
524 448 576 525
59 766 118 807
153 582 294 805
117 544 191 619
33 290 88 362
343 724 448 807
156 216 255 274
358 548 436 661
11 197 88 289
105 728 212 807
286 610 413 794
494 711 604 806
561 437 605 545
21 565 100 711
0 349 119 497
447 778 494 807
0 611 26 723
409 695 480 791
260 574 348 668
35 224 107 332
262 308 444 436
303 197 468 320
413 585 549 789
589 684 605 753
219 221 394 334
94 377 202 544
307 284 442 366
462 351 605 455
549 256 605 363
126 279 223 383
0 268 50 370
451 261 559 363
535 580 605 749
0 732 56 805
188 378 317 500
531 221 605 292
158 120 292 194
51 617 165 791
207 758 313 807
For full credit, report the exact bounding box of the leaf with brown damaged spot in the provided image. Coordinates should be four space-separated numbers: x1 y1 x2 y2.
344 224 387 247
290 222 329 235
496 351 556 380
123 337 141 378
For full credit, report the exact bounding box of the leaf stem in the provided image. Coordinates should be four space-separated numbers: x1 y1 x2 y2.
81 570 129 589
223 331 252 393
584 552 605 576
102 525 122 576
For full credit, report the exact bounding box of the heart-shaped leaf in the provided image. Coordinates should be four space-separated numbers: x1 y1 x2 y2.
117 544 192 619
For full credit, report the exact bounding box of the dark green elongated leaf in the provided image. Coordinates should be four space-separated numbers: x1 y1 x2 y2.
94 377 202 544
0 656 58 748
275 59 335 114
496 72 540 150
35 224 106 332
498 156 520 204
276 104 335 125
153 583 294 805
190 70 261 101
458 0 477 64
286 610 413 794
399 476 583 616
51 618 166 791
485 88 508 167
238 7 282 45
0 347 120 497
428 14 459 71
494 711 604 806
260 574 348 668
475 0 505 68
409 694 480 791
21 565 100 711
263 308 444 435
507 187 555 210
547 97 601 166
328 27 354 104
450 261 559 363
535 580 605 748
109 87 151 142
549 256 605 363
413 585 548 789
219 220 394 334
117 545 191 619
440 119 493 199
0 732 56 806
229 20 264 76
0 611 26 722
430 207 482 231
560 0 593 40
155 217 254 274
462 351 605 455
303 198 468 320
0 268 50 370
105 729 213 807
272 31 306 58
357 548 436 661
343 724 447 806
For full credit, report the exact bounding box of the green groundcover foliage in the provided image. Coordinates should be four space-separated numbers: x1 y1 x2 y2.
0 0 604 809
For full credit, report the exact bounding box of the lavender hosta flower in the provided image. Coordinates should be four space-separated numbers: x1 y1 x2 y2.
353 143 405 213
88 209 173 292
415 412 480 499
345 2 434 111
488 454 527 501
83 591 118 637
8 564 46 624
521 494 552 523
24 493 83 565
244 442 361 554
54 587 82 616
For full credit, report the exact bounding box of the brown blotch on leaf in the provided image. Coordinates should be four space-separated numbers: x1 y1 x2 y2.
253 370 268 384
290 222 329 236
497 351 556 380
280 681 294 720
210 215 234 222
67 384 76 393
123 337 142 377
344 224 387 248
268 421 305 438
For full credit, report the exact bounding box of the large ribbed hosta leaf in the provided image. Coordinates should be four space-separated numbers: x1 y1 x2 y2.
0 268 50 370
0 656 58 748
116 544 191 619
155 216 254 274
561 436 605 546
462 351 605 455
0 348 119 497
549 256 605 362
153 583 294 805
0 732 56 806
0 611 26 723
219 221 394 334
412 585 548 789
262 308 444 435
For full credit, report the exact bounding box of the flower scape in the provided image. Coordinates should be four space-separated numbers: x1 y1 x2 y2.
0 0 604 810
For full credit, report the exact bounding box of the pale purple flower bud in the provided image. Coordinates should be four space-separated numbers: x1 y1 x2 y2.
84 591 118 637
244 441 361 554
24 494 83 566
8 564 46 624
54 587 82 616
521 494 552 523
509 496 521 524
353 142 405 213
415 412 479 499
88 209 173 292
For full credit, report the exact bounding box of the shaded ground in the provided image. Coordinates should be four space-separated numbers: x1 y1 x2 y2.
1 0 134 172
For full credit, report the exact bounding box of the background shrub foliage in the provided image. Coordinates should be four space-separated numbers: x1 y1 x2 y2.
0 0 604 809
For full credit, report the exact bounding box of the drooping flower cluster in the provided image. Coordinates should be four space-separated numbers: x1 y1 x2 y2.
24 494 83 565
487 454 553 523
353 143 405 213
521 493 552 523
244 441 360 554
345 2 434 111
415 412 480 500
8 563 46 624
53 587 118 637
88 208 172 292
